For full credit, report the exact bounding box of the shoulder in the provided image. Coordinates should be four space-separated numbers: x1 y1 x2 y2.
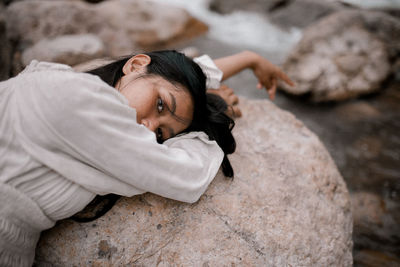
14 61 136 130
16 60 129 108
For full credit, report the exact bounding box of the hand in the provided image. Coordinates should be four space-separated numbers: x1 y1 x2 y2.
207 84 242 118
251 54 295 101
213 51 295 101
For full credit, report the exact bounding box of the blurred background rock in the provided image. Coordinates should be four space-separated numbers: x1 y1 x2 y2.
1 0 399 266
2 0 208 75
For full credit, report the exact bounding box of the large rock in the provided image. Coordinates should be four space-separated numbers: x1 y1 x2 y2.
281 10 400 102
35 98 353 266
209 0 346 29
352 191 385 232
268 0 346 29
72 46 200 72
2 0 82 5
21 34 105 66
6 0 208 57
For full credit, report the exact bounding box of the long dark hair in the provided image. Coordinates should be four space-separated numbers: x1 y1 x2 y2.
72 50 235 222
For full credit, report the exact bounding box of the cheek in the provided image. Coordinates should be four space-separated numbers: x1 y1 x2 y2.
123 87 155 120
130 95 153 122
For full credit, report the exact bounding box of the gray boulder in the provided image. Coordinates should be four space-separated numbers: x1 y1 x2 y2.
22 34 105 67
6 0 208 57
281 10 400 102
209 0 347 29
35 98 353 266
268 0 346 29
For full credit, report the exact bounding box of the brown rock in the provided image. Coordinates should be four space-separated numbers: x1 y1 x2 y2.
351 191 385 229
73 58 114 73
21 34 105 66
335 101 381 121
281 10 400 102
72 45 200 72
334 54 366 75
354 249 400 267
6 0 208 58
351 136 383 160
35 98 353 266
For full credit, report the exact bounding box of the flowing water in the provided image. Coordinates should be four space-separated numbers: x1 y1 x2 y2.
164 0 400 265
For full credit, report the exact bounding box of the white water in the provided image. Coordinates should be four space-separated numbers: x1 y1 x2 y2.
149 0 302 55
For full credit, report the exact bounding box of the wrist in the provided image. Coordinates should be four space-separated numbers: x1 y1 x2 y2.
242 50 261 70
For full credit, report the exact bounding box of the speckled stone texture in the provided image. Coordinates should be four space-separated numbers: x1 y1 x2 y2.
35 98 353 266
281 10 400 102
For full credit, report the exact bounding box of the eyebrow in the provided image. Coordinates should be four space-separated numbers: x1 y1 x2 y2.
168 92 177 114
163 88 191 139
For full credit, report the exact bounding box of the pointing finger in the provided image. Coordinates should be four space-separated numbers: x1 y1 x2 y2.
278 71 295 87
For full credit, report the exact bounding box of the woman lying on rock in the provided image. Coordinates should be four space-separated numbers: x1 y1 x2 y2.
0 50 293 267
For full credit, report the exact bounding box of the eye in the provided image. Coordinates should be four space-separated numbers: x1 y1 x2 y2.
157 97 164 113
156 127 163 143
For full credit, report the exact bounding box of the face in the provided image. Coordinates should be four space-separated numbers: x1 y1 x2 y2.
116 55 194 143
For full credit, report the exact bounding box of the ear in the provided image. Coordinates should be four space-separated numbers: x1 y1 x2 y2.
122 54 151 75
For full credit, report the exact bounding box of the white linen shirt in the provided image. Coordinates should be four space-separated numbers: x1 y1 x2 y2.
0 56 224 221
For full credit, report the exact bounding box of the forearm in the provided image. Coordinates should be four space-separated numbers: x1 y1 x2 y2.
213 50 261 81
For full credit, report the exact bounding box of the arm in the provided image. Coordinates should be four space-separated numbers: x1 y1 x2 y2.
213 51 294 100
213 51 257 81
17 67 223 203
207 85 242 118
194 55 242 118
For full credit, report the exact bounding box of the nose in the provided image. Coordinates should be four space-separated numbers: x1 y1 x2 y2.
141 118 159 132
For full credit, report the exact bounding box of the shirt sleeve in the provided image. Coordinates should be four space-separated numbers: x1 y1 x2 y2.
13 63 224 203
193 55 223 89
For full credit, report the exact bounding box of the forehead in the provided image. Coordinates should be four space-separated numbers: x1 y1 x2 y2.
150 76 192 104
152 76 194 131
150 76 184 93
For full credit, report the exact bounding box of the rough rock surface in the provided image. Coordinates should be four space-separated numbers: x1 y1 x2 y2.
21 34 105 67
6 0 208 57
281 10 400 102
35 98 353 266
